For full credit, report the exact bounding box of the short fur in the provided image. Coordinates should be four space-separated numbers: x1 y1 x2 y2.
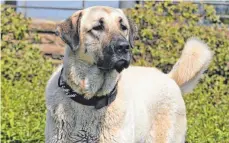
45 6 212 143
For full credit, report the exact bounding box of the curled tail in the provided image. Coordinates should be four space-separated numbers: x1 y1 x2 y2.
169 38 213 94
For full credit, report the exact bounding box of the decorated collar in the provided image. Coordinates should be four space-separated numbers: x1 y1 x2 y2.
58 68 118 109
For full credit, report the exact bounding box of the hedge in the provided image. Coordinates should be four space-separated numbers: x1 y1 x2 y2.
1 6 54 142
1 2 229 142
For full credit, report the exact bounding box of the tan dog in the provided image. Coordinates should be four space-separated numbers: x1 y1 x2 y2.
45 6 212 143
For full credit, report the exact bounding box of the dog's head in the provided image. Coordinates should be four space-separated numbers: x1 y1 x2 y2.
56 6 137 73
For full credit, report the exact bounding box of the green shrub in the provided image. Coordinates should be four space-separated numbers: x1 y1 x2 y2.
1 6 53 142
127 1 229 142
1 2 229 143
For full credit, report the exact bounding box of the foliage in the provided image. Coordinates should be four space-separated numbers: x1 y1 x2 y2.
1 6 53 142
1 2 229 143
128 1 229 142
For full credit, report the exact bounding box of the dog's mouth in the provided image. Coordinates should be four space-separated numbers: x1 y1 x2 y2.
114 60 129 73
97 66 113 72
97 59 129 73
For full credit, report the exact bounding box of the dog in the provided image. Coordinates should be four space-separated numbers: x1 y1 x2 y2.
45 6 212 143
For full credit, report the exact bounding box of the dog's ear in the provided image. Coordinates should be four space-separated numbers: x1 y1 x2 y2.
56 11 82 51
127 17 138 48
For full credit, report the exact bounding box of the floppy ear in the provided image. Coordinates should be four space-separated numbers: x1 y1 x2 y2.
127 17 138 48
56 11 82 51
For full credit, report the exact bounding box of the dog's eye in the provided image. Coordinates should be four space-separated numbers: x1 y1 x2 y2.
120 24 127 31
92 25 103 31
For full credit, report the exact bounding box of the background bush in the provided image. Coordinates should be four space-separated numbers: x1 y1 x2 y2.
1 6 53 142
128 1 229 143
1 2 229 143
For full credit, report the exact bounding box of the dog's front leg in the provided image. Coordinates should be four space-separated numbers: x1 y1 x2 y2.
45 101 77 143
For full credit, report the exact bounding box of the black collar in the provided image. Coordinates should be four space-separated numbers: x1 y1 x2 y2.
58 68 118 109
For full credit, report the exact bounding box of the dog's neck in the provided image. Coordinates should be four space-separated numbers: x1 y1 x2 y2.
62 47 120 99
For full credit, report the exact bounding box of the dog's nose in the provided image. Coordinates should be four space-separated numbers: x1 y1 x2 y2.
116 41 130 53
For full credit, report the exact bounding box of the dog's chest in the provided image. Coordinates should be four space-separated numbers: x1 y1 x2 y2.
56 99 130 143
68 106 104 142
65 101 149 143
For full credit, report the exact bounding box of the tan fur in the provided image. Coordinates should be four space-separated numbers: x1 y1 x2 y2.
173 113 187 143
152 108 171 143
46 6 212 143
101 7 112 14
99 86 126 142
169 38 213 94
71 10 83 26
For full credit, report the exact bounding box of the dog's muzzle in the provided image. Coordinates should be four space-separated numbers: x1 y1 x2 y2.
114 59 129 73
97 38 131 73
